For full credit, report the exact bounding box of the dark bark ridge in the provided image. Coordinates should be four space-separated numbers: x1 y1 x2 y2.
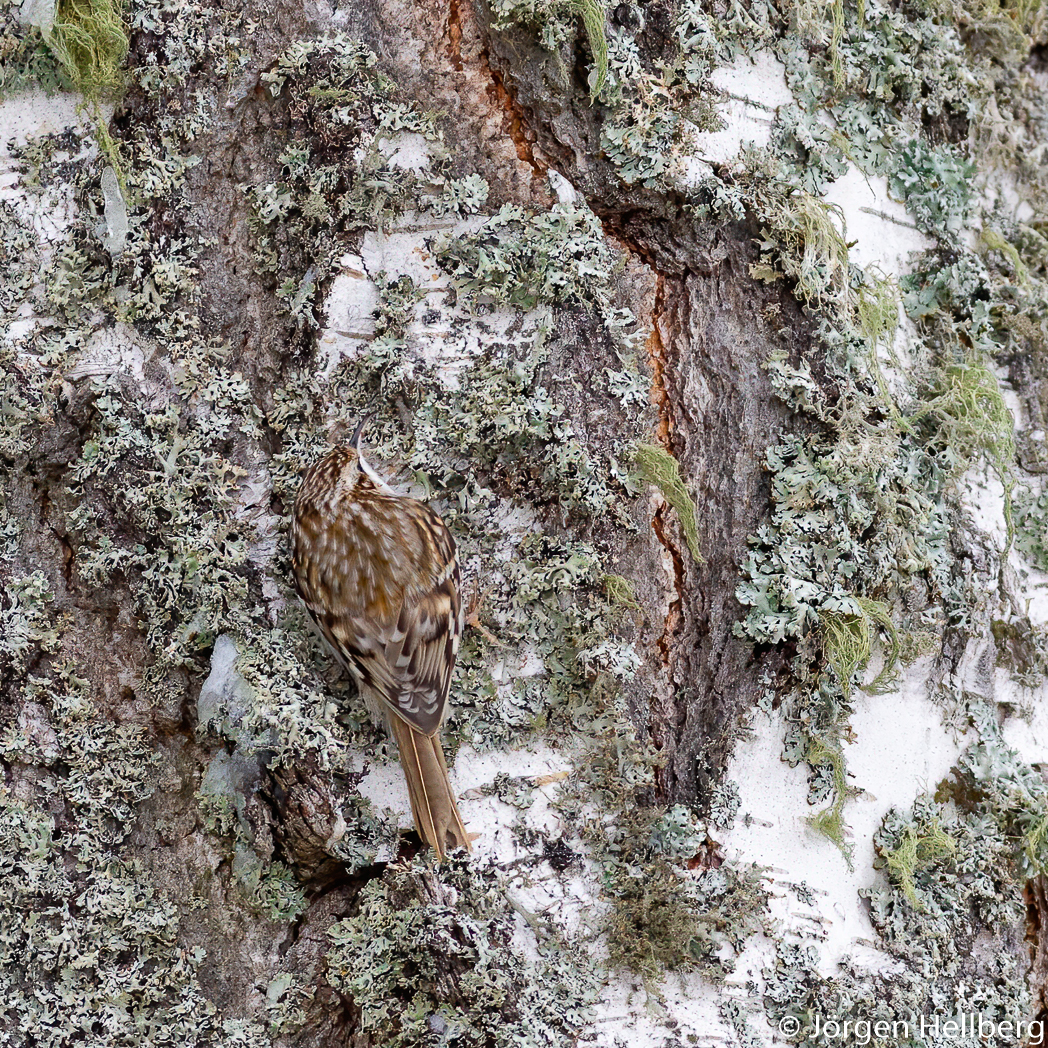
6 0 1048 1041
471 5 812 802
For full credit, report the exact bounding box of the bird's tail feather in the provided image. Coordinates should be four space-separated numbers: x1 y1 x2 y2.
389 715 470 859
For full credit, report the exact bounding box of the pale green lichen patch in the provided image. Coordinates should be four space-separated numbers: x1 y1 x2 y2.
325 857 599 1047
451 533 640 744
437 201 625 317
539 679 769 984
3 8 709 1037
7 0 1048 1038
0 576 273 1047
471 0 1048 1036
760 709 1047 1044
650 0 1041 863
242 33 471 329
1016 490 1048 571
0 7 69 97
602 572 641 610
0 4 330 1043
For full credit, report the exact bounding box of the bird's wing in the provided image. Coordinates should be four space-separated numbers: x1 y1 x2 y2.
379 554 462 736
300 506 462 737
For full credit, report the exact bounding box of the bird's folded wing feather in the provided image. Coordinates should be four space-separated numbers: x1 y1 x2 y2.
381 562 461 736
316 560 461 737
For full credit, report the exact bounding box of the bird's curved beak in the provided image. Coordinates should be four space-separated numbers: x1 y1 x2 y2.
349 416 371 449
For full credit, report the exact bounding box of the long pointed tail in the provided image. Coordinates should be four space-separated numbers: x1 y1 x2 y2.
389 716 470 859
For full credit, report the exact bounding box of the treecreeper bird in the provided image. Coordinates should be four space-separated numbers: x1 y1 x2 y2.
290 423 470 859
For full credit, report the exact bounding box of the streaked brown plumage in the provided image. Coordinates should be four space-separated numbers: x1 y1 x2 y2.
290 429 469 858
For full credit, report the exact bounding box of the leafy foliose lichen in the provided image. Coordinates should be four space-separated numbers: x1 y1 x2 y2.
665 0 1041 860
469 0 1045 1031
1015 488 1048 570
438 201 623 315
243 33 475 328
762 707 1044 1045
488 0 609 96
0 8 70 97
0 7 338 1041
0 578 271 1048
325 857 599 1047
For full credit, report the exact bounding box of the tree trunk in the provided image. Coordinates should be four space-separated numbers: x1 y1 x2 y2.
5 0 1048 1044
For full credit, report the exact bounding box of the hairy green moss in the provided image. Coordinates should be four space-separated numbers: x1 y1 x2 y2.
918 359 1017 536
819 596 900 695
602 572 641 610
755 193 852 310
880 815 956 909
49 0 127 101
804 737 854 864
630 443 703 561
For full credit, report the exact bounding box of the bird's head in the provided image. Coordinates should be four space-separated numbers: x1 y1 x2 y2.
331 416 394 494
296 418 396 514
347 415 394 492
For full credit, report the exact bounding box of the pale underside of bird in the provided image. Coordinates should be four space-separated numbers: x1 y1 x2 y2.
290 428 470 858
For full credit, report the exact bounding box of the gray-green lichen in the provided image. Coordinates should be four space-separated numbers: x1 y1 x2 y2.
0 4 70 97
0 0 710 1040
486 0 1048 1032
324 857 599 1047
651 0 1044 860
0 576 273 1047
6 0 1048 1040
764 704 1048 1048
